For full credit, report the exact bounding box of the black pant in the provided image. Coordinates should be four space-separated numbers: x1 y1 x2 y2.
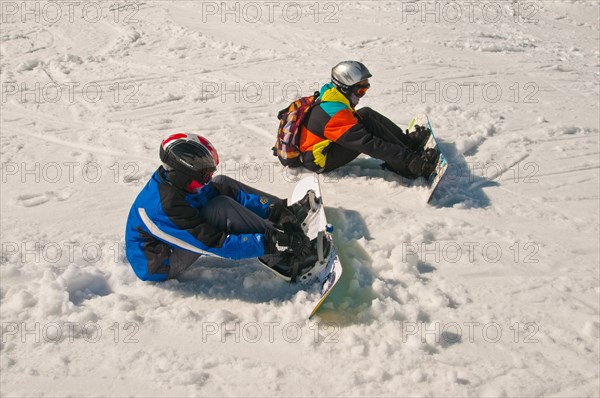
322 107 416 173
199 175 282 234
168 175 284 278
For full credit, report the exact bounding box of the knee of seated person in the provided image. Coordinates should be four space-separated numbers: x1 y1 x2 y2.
211 174 233 185
211 195 237 205
200 195 238 220
357 107 373 117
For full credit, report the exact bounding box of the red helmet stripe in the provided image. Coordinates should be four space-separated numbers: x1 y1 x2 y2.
197 136 219 166
162 133 188 149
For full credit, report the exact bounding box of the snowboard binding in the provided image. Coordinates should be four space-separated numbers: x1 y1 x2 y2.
260 236 331 284
409 125 432 154
260 189 330 284
295 233 332 284
295 190 320 226
269 190 317 229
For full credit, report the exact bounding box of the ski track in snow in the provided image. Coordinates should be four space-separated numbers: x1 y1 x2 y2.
1 1 599 397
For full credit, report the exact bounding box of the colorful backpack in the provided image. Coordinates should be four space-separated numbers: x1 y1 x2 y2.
273 91 321 167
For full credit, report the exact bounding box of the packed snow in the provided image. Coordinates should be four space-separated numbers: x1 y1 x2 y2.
1 1 599 396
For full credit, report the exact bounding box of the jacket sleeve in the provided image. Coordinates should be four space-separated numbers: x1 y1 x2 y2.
325 109 414 164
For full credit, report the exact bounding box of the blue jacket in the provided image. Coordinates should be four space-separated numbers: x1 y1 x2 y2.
125 168 270 281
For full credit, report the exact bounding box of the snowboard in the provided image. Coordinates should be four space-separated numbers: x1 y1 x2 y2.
407 114 448 203
290 175 343 319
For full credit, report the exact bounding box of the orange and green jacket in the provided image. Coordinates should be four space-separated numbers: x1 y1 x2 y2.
299 83 412 170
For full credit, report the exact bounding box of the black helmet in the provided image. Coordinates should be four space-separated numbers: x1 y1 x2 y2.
159 133 219 185
331 61 372 92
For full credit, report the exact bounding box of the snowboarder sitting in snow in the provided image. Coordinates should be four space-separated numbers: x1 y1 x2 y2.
297 60 438 178
125 133 317 282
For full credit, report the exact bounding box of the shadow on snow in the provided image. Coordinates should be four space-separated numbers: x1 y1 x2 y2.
160 208 378 324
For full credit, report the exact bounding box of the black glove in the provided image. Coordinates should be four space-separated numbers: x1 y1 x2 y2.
268 200 298 226
264 228 310 256
277 229 309 253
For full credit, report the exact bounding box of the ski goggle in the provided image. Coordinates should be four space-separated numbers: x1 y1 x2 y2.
199 169 215 185
352 81 371 97
205 171 215 184
172 168 215 192
186 172 214 192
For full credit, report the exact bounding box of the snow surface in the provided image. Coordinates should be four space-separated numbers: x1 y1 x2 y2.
1 1 599 396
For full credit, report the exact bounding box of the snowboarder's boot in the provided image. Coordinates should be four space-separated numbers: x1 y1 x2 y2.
289 190 318 225
268 190 317 228
421 147 440 178
293 236 332 283
381 162 419 180
408 125 431 153
259 236 331 283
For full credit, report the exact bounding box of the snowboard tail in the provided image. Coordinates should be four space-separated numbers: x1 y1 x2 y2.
290 175 343 318
257 175 343 318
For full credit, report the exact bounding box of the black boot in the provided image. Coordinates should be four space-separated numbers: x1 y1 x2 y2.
407 125 431 152
289 190 317 224
421 147 440 178
259 236 330 283
259 248 316 283
268 190 316 227
381 162 419 179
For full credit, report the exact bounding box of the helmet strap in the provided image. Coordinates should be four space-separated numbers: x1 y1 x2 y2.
331 78 350 94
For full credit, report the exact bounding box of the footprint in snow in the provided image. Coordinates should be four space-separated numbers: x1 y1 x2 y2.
17 189 73 207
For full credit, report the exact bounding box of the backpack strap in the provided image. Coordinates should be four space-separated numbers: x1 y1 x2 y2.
301 91 325 140
297 91 321 127
312 90 321 105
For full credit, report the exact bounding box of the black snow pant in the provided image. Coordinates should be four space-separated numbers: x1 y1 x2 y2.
168 175 284 278
321 107 417 176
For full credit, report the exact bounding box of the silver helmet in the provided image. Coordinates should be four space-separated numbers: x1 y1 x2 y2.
331 61 372 92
